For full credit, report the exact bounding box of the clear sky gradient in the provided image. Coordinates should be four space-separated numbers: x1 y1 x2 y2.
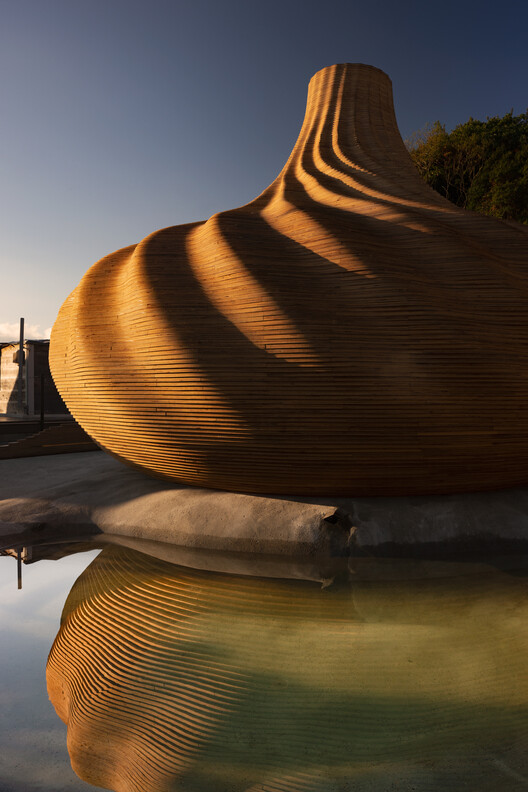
1 0 526 339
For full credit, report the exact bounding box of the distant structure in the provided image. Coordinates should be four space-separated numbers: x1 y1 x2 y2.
50 63 528 495
0 340 68 416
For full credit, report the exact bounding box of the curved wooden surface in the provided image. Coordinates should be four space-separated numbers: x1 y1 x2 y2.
50 63 528 495
46 546 528 792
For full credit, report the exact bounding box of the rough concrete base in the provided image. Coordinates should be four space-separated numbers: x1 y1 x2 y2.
0 452 344 557
1 451 528 559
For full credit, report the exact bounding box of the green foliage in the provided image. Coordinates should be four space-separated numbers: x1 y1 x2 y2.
406 112 528 224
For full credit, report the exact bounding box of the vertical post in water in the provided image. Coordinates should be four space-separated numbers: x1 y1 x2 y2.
40 372 45 431
18 317 24 413
17 548 22 590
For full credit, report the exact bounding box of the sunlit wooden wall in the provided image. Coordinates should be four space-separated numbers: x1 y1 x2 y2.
50 63 528 495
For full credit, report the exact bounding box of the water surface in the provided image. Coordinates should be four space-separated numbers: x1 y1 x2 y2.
2 544 528 791
0 549 105 792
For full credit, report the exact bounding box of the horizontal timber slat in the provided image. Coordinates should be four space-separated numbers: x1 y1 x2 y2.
50 64 528 495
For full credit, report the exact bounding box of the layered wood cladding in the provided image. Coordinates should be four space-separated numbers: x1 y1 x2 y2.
49 64 528 495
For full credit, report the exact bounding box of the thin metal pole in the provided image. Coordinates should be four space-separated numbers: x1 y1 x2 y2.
17 548 22 590
18 317 24 412
40 372 45 431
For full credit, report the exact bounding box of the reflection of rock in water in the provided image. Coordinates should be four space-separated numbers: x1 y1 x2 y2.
47 546 528 792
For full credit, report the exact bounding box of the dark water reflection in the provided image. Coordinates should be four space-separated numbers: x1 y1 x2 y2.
0 549 104 792
40 546 528 792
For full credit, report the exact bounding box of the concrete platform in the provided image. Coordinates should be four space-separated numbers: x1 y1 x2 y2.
1 451 528 560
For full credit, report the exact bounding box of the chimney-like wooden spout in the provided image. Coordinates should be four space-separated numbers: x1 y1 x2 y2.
50 64 528 496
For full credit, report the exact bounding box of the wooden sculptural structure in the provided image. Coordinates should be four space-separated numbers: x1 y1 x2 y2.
50 63 528 495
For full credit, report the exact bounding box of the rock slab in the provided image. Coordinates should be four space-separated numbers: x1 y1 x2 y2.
1 452 528 557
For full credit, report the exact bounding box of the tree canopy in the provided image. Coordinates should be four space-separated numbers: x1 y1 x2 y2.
406 112 528 225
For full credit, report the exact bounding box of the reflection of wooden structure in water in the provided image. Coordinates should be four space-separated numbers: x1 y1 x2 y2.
46 546 528 792
50 63 528 495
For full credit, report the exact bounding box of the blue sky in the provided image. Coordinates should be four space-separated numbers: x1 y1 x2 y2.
1 0 526 339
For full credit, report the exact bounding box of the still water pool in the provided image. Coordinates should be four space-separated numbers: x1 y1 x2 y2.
1 543 528 792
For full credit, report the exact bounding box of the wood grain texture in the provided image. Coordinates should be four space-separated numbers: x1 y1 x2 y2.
49 63 528 495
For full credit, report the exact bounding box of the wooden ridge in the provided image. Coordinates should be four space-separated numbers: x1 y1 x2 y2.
49 63 528 494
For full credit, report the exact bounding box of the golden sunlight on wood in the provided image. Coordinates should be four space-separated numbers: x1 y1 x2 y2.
50 63 528 494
